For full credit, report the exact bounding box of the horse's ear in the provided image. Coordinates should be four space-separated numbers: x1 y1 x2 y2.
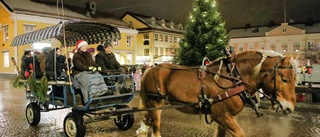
283 54 293 64
291 54 299 60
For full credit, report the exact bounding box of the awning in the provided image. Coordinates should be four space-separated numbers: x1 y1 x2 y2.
11 20 121 47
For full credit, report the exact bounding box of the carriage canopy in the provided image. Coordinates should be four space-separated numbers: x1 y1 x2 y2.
11 20 121 47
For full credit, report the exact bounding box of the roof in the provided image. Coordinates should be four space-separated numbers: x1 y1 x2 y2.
124 12 184 34
1 0 130 27
2 0 87 19
228 22 320 38
11 20 121 47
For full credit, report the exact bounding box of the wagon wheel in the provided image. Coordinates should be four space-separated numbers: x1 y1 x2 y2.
113 105 135 130
63 112 86 137
25 102 41 126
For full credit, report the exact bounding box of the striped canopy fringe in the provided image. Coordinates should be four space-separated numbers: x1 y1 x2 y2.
11 20 121 47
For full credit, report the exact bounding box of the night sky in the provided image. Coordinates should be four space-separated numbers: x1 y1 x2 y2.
62 0 320 31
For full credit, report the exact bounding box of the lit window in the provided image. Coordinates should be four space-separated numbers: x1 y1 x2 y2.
294 42 300 52
259 43 265 50
114 40 120 47
126 36 132 47
239 44 244 52
169 36 173 43
281 43 288 52
24 24 35 33
174 37 177 43
144 49 149 56
3 25 9 42
155 47 159 57
270 43 276 51
3 51 9 67
248 43 254 50
154 34 158 41
239 47 244 52
159 35 163 41
159 47 164 56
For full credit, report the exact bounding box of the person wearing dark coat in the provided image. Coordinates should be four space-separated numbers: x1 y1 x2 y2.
95 42 127 92
72 40 110 104
45 48 67 79
95 43 120 71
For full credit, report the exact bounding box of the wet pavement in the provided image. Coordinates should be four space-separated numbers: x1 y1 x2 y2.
1 77 320 137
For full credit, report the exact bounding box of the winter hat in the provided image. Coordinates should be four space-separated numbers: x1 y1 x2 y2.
97 44 104 52
75 40 88 49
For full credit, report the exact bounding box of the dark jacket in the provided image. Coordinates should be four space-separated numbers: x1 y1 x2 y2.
106 53 120 69
95 51 110 71
45 49 67 76
24 56 41 72
72 50 99 75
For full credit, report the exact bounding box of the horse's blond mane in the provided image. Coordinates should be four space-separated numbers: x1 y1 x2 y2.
236 50 284 77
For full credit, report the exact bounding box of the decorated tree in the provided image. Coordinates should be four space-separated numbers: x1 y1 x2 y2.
176 0 229 66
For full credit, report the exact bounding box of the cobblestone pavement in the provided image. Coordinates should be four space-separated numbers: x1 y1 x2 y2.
1 78 320 137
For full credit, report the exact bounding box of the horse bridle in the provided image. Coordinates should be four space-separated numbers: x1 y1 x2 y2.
262 56 294 104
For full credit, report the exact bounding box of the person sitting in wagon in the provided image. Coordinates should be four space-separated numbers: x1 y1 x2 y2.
72 40 112 104
23 51 42 79
95 42 128 93
45 48 67 80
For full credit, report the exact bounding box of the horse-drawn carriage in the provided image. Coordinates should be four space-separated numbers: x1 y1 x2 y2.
11 19 300 137
12 20 135 137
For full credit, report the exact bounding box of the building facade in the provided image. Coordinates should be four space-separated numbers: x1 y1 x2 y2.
122 12 184 65
0 0 137 74
228 22 320 66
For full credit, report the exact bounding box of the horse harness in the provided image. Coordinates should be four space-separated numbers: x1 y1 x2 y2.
145 49 295 124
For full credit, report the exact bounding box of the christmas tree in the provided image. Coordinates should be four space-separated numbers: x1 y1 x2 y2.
176 0 229 66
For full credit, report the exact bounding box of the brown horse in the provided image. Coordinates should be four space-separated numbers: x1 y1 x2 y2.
136 50 298 137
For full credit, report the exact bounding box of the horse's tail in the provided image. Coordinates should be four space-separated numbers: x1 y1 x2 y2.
138 67 152 109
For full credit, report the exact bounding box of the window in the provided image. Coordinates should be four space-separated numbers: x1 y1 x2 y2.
294 42 300 52
270 43 276 51
143 34 149 45
24 24 35 33
114 40 120 47
177 37 181 43
281 43 288 52
239 44 244 52
127 53 132 64
174 37 177 43
3 51 9 67
169 36 173 43
144 49 149 56
259 43 265 50
165 35 168 42
159 35 163 41
165 48 171 55
239 46 244 52
159 47 164 56
155 47 159 57
129 21 133 28
307 41 313 51
126 36 132 47
154 34 158 41
248 43 254 50
282 28 287 33
3 25 9 42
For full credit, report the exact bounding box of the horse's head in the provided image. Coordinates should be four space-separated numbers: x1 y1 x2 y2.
235 50 298 114
256 51 298 114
